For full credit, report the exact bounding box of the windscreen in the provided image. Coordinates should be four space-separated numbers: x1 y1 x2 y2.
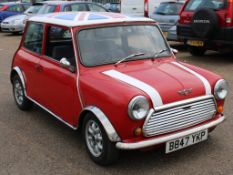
37 4 56 14
185 0 227 11
155 3 183 15
77 25 171 67
25 5 42 14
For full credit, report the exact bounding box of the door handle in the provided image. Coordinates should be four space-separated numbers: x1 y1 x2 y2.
35 64 43 72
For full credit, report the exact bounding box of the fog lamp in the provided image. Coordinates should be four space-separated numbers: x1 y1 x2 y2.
134 127 142 136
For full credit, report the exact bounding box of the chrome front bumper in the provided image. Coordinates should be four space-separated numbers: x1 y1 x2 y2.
116 115 225 150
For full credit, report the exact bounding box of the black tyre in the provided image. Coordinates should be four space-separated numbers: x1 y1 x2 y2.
12 76 32 110
12 32 20 35
188 46 206 56
82 113 119 166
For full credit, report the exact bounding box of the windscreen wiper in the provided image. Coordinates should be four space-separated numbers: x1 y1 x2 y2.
115 52 145 65
152 49 168 59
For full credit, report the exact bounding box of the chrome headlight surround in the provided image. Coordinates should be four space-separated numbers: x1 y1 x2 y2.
214 79 228 100
128 96 150 120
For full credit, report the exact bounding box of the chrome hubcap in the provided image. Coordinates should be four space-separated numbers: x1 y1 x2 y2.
14 80 24 105
85 120 103 157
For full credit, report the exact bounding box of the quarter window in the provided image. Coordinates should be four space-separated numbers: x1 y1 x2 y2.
23 23 44 54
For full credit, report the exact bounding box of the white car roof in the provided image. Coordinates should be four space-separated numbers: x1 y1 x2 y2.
28 12 154 27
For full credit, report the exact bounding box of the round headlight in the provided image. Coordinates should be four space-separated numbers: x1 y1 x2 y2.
128 96 150 120
214 79 228 100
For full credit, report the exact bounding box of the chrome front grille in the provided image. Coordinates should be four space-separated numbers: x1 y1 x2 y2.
143 96 217 137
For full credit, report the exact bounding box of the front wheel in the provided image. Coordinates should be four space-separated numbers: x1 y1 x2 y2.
12 76 32 110
82 114 119 166
188 46 206 56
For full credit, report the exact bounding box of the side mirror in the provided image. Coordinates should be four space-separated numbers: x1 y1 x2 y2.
60 57 76 73
60 57 71 68
171 48 178 55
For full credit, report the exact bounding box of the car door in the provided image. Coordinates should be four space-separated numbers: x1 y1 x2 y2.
35 25 82 126
20 22 44 100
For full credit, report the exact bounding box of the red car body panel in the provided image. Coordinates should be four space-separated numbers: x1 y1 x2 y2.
14 49 41 100
77 57 222 140
11 15 226 145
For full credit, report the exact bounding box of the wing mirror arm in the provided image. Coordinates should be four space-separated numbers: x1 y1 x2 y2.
60 57 76 73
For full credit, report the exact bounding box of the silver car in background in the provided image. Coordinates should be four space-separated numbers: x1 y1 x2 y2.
1 4 42 34
150 1 185 41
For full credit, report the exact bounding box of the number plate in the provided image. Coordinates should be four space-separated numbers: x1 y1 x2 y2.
187 40 204 47
165 129 208 153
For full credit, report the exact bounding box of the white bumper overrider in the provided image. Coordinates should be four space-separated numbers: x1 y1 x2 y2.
116 115 225 150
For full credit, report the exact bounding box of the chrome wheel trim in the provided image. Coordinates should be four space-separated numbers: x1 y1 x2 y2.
85 119 103 157
14 80 24 105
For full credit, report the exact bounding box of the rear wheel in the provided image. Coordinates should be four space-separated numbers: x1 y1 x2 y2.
82 113 119 166
188 46 206 56
12 76 32 110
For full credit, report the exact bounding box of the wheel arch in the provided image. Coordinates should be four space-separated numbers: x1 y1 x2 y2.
10 67 26 94
79 106 121 142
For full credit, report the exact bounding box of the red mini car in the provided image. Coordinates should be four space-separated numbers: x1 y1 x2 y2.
11 12 228 165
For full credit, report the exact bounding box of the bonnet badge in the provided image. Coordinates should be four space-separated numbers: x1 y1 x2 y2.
178 88 193 96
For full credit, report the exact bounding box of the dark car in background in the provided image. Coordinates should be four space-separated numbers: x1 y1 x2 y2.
151 1 185 41
177 0 233 56
0 2 30 25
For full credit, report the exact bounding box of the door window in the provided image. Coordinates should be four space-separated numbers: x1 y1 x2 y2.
37 5 56 14
45 26 75 66
65 4 88 11
23 23 44 54
88 4 107 12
